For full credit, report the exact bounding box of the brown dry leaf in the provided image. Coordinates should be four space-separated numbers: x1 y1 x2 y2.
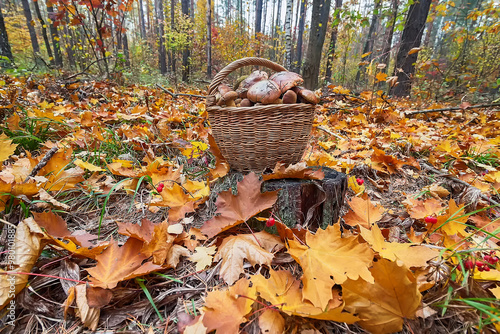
258 309 285 334
422 184 450 199
49 238 109 259
201 173 278 238
359 225 439 268
71 284 100 330
39 148 84 191
184 314 208 334
151 183 195 222
343 194 385 228
262 162 324 181
190 246 217 271
207 133 229 180
116 218 155 242
181 227 207 251
469 214 500 238
370 147 407 174
343 259 422 334
275 220 307 244
165 244 190 268
214 231 284 285
88 238 162 289
202 278 257 333
86 287 113 308
36 188 70 210
140 220 177 265
403 197 444 220
288 224 374 308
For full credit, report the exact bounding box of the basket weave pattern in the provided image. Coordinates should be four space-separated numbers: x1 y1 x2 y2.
207 57 316 171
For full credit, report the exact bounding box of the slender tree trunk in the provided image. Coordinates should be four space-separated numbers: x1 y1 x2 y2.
156 0 167 74
302 0 331 89
170 0 176 74
271 0 282 61
380 0 398 70
46 0 63 67
0 6 13 65
262 0 267 35
269 0 275 58
191 0 194 20
33 0 54 65
325 0 342 81
355 0 381 86
139 0 147 39
122 32 130 66
390 0 432 97
62 15 75 68
255 0 262 36
181 0 190 81
206 0 212 78
284 0 292 68
295 0 306 72
20 0 40 55
423 1 437 47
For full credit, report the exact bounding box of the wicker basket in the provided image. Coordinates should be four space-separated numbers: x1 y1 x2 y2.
206 57 315 172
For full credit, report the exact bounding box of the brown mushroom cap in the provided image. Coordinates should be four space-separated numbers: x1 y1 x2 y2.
270 71 304 94
238 70 268 90
247 80 281 104
292 86 319 104
218 84 232 96
222 91 238 107
282 90 297 104
239 98 253 107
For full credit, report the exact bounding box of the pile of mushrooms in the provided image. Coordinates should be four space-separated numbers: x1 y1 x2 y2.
215 70 319 108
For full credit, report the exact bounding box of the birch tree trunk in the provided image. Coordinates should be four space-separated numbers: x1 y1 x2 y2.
138 0 147 39
284 0 293 69
206 0 212 79
295 0 306 72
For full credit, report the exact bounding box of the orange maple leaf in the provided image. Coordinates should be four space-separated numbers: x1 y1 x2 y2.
262 162 324 181
403 197 444 220
288 224 374 308
200 173 278 238
343 259 422 334
343 194 385 229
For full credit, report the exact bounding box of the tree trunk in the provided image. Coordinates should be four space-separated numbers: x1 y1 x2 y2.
206 0 212 79
170 0 176 74
390 0 432 97
262 168 347 229
0 6 13 65
302 0 331 89
123 32 130 67
271 0 281 61
46 0 63 67
181 0 190 82
20 0 40 55
354 0 381 87
284 0 293 69
380 0 398 70
33 0 54 65
324 0 342 81
62 14 75 68
138 0 147 39
262 0 267 35
294 0 306 72
156 0 167 74
255 0 262 36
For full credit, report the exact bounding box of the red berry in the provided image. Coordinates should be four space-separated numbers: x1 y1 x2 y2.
356 178 364 186
484 255 493 263
492 256 499 264
266 218 276 227
457 264 462 271
484 266 490 272
464 259 475 270
156 183 164 192
476 260 485 267
478 266 484 272
424 216 438 224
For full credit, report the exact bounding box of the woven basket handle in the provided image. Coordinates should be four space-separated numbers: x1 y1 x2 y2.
208 57 287 96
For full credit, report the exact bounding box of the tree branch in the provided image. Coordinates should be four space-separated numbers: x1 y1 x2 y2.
405 103 500 116
156 84 206 99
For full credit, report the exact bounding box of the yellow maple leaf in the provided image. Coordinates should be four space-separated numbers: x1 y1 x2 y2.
343 194 385 228
435 199 469 237
375 72 388 82
288 224 374 308
348 175 365 195
0 133 18 162
74 159 104 172
343 259 422 334
181 141 208 158
190 246 216 271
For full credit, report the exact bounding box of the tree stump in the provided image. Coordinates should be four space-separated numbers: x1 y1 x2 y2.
261 168 347 230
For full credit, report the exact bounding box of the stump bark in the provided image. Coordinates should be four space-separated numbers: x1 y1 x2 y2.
261 168 347 230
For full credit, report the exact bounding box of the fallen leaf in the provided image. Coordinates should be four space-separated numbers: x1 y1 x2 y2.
202 278 256 333
0 133 18 163
214 231 284 285
190 246 217 271
201 173 278 238
70 284 100 330
288 224 374 308
342 259 422 334
403 197 444 220
343 194 385 228
74 159 104 172
258 309 285 334
262 162 324 181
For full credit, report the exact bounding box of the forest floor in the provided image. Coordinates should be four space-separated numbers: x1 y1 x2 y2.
0 74 499 333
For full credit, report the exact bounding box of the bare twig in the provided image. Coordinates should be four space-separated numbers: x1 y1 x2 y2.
62 57 114 81
405 103 500 116
156 84 206 99
317 126 346 141
24 146 59 183
420 161 500 207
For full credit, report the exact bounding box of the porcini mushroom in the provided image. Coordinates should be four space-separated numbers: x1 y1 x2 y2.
239 98 253 107
247 80 281 104
270 71 304 94
237 70 268 98
292 86 320 105
282 90 297 104
217 90 239 107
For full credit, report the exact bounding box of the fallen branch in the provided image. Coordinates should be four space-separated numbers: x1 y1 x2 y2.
420 161 500 208
405 103 500 116
24 146 59 183
156 84 206 99
62 57 114 81
317 126 346 141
